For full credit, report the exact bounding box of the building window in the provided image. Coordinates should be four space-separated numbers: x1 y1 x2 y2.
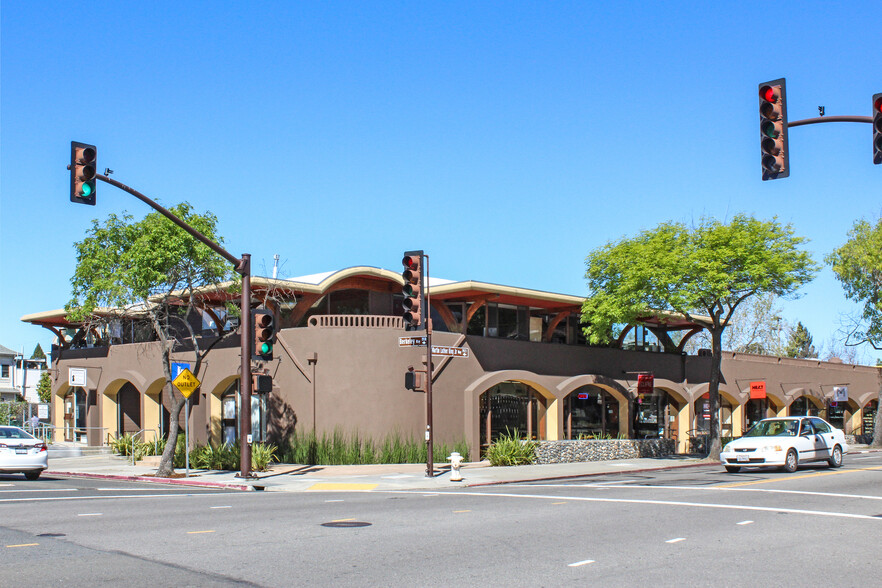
1 365 9 378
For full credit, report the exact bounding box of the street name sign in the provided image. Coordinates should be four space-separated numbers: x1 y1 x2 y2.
430 345 470 358
173 368 201 399
399 336 428 347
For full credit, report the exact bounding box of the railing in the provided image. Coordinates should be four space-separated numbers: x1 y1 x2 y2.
308 314 405 329
29 425 109 445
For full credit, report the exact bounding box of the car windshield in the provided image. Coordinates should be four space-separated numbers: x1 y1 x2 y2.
744 419 799 437
0 427 36 440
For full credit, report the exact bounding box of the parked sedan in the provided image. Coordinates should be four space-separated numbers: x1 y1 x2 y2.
0 426 49 480
720 416 847 473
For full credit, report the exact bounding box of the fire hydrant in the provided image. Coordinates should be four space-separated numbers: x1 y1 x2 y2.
447 452 464 482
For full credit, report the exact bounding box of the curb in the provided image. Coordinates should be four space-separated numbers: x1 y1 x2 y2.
464 460 714 488
45 470 255 492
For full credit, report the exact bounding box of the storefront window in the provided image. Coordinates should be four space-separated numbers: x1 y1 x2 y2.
789 397 819 417
479 382 542 448
565 386 619 439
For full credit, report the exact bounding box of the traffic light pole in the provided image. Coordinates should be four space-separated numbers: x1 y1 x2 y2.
94 174 254 479
788 115 871 127
424 254 434 478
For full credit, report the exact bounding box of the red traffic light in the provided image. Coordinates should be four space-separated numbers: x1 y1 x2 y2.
758 79 789 180
401 250 424 329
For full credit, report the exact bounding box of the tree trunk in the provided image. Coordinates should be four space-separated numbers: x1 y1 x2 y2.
155 389 187 477
706 327 723 461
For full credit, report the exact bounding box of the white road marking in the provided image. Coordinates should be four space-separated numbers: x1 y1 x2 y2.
526 483 882 501
0 491 242 504
736 520 754 525
209 505 232 509
665 537 686 543
0 488 80 493
325 499 345 502
568 559 595 567
853 456 880 460
383 490 882 521
77 512 102 516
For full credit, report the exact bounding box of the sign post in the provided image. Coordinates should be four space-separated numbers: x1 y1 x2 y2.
173 367 200 477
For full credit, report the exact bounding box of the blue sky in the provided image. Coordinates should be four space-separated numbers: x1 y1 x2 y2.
1 1 880 361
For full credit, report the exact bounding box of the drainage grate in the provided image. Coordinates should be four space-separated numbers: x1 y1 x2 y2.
321 521 372 528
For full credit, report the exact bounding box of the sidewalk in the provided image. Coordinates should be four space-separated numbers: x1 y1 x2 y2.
45 445 878 493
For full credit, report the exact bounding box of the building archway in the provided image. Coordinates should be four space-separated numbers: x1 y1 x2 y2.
478 380 552 451
117 382 142 437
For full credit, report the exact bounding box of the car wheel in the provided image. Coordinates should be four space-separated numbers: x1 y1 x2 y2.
725 466 741 473
24 471 41 481
827 445 843 468
783 449 798 473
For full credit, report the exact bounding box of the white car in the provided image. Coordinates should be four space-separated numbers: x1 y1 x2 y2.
0 426 49 480
720 416 848 473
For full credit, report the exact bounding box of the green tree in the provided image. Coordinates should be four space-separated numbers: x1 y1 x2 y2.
826 216 882 447
66 203 235 476
582 214 818 459
30 344 46 360
36 371 52 404
784 321 817 359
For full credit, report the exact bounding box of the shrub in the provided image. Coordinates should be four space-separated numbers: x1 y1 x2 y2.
485 429 536 466
251 443 278 471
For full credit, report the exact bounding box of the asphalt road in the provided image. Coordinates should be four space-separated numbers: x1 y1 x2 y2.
2 454 881 587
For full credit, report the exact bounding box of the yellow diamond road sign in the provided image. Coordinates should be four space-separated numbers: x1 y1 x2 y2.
173 368 201 399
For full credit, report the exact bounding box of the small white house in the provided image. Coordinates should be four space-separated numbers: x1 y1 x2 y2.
0 344 47 403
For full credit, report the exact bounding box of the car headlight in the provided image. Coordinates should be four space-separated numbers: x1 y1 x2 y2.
760 445 783 452
723 443 733 453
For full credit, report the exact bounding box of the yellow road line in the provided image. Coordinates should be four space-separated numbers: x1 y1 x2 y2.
551 501 568 505
453 510 471 513
6 543 39 548
186 530 216 534
332 518 356 522
718 465 882 488
307 483 378 491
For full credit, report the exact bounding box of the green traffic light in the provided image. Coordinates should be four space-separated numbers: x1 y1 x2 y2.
261 342 272 355
82 182 94 197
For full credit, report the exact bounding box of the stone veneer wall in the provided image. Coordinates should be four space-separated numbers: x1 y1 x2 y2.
534 439 677 464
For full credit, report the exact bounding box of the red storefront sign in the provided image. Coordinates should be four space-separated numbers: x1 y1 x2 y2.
637 374 654 396
749 381 766 399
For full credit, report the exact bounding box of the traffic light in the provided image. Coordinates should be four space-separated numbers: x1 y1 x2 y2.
252 309 275 361
873 93 882 165
759 79 789 180
401 250 424 330
70 141 97 204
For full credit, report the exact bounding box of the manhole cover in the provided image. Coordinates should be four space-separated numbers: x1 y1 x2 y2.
321 521 372 528
37 533 66 537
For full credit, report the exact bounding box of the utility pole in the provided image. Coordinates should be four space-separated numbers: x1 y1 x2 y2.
68 152 256 479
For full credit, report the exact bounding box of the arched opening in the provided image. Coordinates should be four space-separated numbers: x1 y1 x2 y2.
63 387 87 442
789 396 822 417
218 378 267 446
117 382 141 437
479 381 548 449
861 400 877 438
826 398 859 433
634 388 682 440
563 386 619 439
695 392 737 438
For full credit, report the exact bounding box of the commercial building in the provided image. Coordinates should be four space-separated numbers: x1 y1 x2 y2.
21 266 880 455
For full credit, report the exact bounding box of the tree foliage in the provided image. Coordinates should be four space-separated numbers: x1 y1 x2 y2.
826 216 882 350
582 214 818 459
36 371 52 404
66 203 235 476
784 321 817 359
826 216 882 448
30 344 46 360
